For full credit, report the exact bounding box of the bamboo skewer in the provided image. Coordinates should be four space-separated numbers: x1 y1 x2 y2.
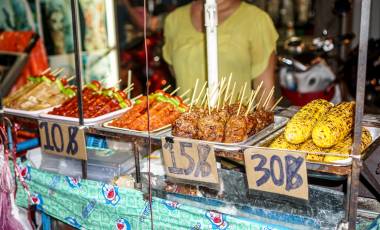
189 79 199 112
270 96 283 111
209 80 221 101
127 70 132 99
162 85 171 92
123 83 135 93
41 67 51 75
65 76 75 82
245 90 255 116
237 82 247 116
222 74 232 108
183 98 190 104
250 81 263 111
229 82 236 105
195 82 207 104
180 88 191 98
124 87 134 93
201 87 208 107
256 88 267 109
217 78 228 111
131 94 143 100
206 90 211 115
170 87 181 95
263 86 275 110
51 68 64 76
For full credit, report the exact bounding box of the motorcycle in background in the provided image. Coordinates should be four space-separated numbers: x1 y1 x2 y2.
277 32 353 106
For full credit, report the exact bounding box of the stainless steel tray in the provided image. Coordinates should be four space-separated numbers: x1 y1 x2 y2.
255 126 380 166
168 115 289 151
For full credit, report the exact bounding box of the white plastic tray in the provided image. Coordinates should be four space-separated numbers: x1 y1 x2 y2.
39 107 131 125
4 107 55 118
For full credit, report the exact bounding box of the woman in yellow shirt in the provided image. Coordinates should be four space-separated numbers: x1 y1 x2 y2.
163 0 278 105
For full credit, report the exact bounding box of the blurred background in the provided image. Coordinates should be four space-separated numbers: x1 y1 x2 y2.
0 0 379 112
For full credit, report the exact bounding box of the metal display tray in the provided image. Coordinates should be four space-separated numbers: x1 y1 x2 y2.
167 115 289 151
255 126 380 167
103 121 171 135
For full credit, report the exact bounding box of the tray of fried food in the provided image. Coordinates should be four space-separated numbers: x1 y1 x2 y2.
257 99 380 166
171 78 287 151
40 80 133 125
3 68 76 117
104 88 190 133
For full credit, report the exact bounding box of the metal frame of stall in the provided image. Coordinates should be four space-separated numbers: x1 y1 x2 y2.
0 0 374 229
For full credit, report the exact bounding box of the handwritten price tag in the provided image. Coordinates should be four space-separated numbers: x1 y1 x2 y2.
38 121 87 160
244 147 308 200
161 137 219 184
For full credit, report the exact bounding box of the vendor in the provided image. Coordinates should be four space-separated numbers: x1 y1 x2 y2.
163 0 278 106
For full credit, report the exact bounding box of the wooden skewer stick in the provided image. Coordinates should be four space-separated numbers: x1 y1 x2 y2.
65 75 75 82
123 83 135 92
170 87 181 95
256 88 267 109
131 94 143 100
222 74 232 109
195 82 207 104
263 86 275 110
250 81 263 111
237 82 247 116
245 90 255 116
207 90 211 115
183 98 190 103
51 68 64 76
209 80 221 100
229 82 236 105
270 96 283 111
162 85 171 92
180 88 191 98
124 87 134 93
189 79 199 112
127 69 132 98
217 78 228 111
224 93 232 104
41 67 51 75
200 90 208 107
49 68 59 75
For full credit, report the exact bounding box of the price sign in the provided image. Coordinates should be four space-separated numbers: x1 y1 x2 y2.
38 121 87 160
244 147 308 200
161 137 219 184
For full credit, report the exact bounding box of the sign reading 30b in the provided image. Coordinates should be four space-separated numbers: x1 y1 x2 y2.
244 147 309 200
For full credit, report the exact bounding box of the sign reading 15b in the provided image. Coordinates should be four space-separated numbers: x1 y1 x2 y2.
244 147 309 200
161 137 219 184
38 121 87 160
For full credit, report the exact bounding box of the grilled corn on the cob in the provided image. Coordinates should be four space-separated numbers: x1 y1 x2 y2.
284 99 332 144
324 128 372 163
312 102 355 148
299 139 326 162
269 133 300 150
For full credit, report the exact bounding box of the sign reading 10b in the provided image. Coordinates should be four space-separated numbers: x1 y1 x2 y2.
38 121 87 160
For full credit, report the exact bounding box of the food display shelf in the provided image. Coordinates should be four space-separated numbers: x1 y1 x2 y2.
166 115 288 151
86 124 170 142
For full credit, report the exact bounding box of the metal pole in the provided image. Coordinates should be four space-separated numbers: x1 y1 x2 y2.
204 0 219 107
348 0 371 228
70 0 87 179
